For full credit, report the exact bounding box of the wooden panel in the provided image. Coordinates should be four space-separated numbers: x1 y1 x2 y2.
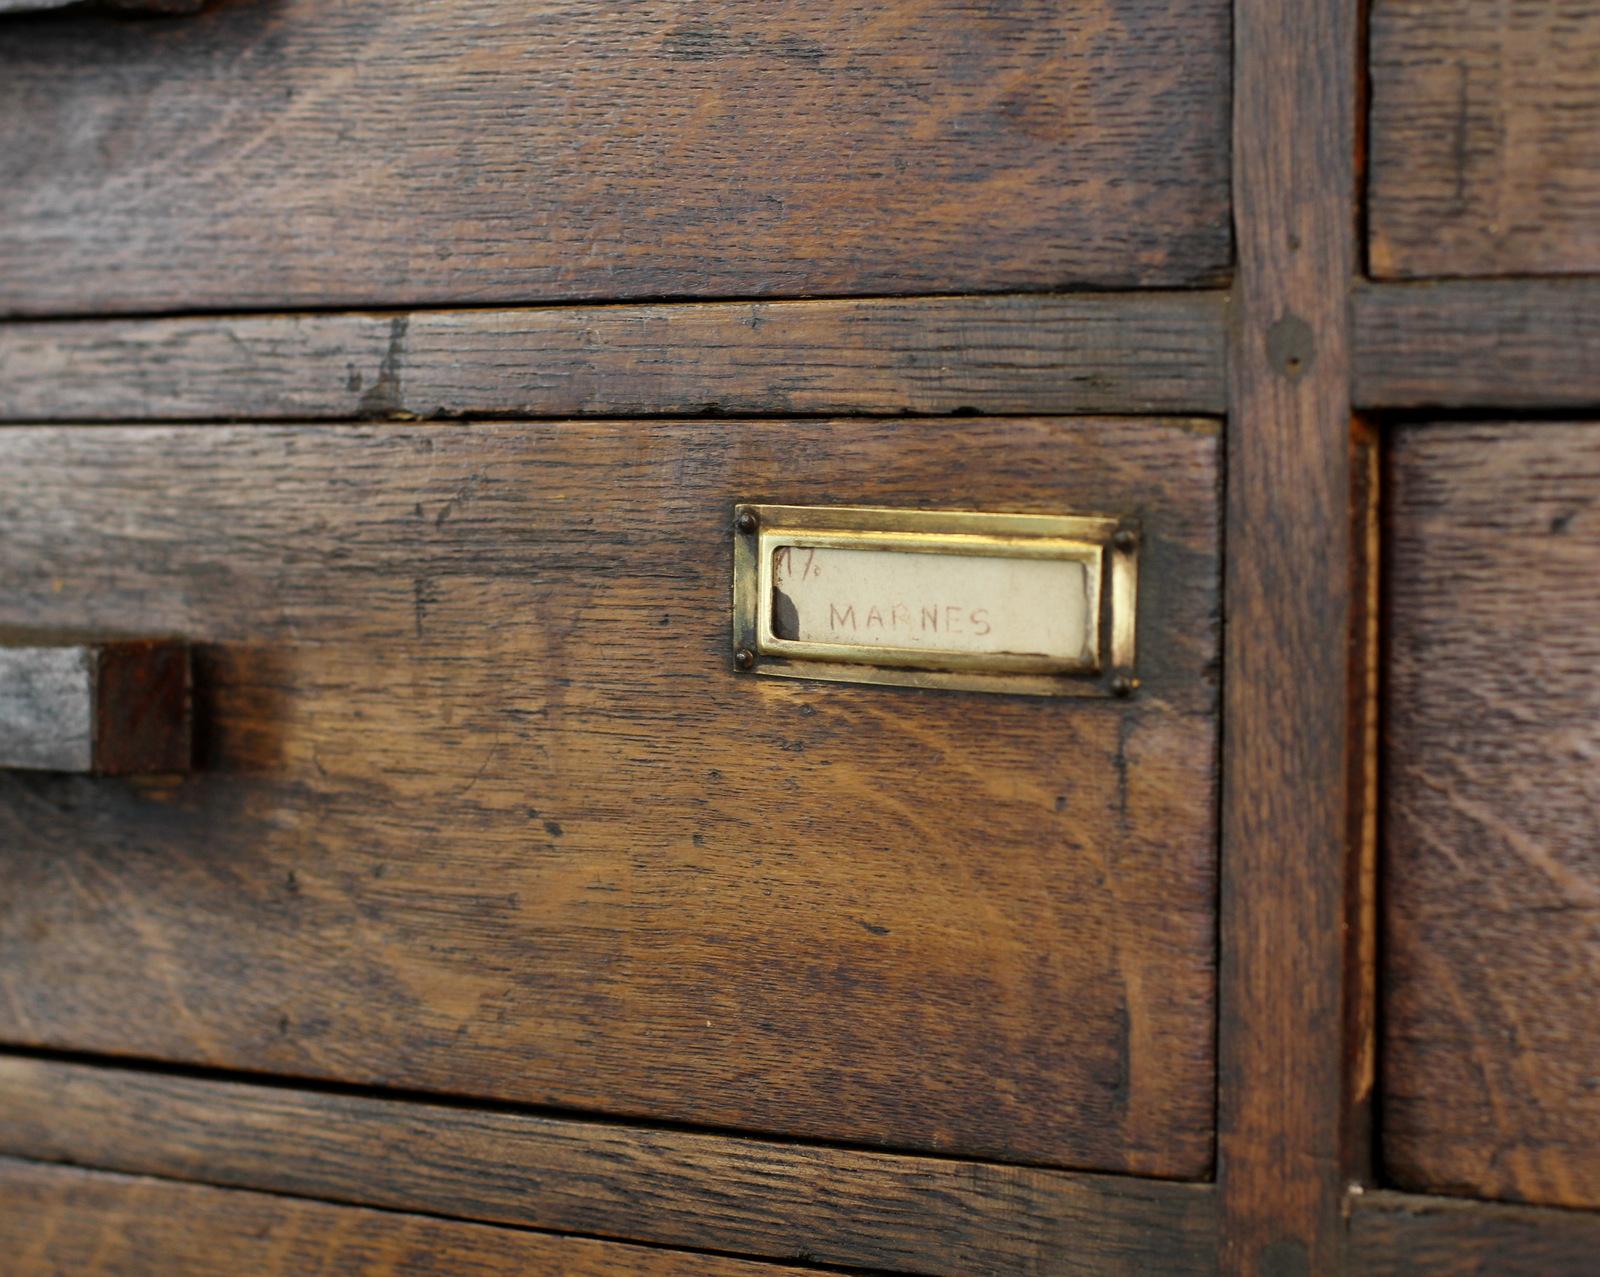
1347 1189 1600 1277
1219 0 1361 1270
0 1056 1220 1277
0 292 1228 422
1370 0 1600 278
0 1156 831 1277
0 0 1231 316
0 418 1221 1176
1385 422 1600 1208
1353 281 1600 410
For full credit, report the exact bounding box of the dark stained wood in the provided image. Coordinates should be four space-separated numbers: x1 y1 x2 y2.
1384 422 1600 1209
1353 281 1600 410
1369 0 1600 279
1218 0 1359 1270
0 292 1229 422
0 1056 1221 1277
0 1156 836 1277
0 417 1221 1177
0 637 190 775
1346 1189 1600 1277
0 0 1231 316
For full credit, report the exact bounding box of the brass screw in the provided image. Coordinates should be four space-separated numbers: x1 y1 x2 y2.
1113 529 1138 554
1110 673 1135 698
735 510 758 534
734 648 756 670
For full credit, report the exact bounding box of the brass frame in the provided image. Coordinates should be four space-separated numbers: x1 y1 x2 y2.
731 504 1139 697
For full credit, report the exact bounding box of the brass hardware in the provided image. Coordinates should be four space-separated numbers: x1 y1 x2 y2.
731 504 1139 697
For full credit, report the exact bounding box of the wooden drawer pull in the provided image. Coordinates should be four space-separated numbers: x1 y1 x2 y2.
0 638 191 775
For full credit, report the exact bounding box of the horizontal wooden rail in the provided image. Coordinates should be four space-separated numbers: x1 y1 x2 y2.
1347 1188 1600 1276
1353 280 1600 411
0 292 1228 422
0 1056 1220 1277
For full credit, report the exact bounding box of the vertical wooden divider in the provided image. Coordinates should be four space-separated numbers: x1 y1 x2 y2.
1219 0 1363 1273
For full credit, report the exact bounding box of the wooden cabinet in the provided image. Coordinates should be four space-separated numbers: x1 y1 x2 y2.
0 0 1597 1273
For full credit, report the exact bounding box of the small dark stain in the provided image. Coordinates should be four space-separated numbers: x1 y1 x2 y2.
544 819 564 837
771 34 825 63
857 919 890 937
412 576 434 639
346 365 363 392
798 704 816 718
659 614 671 626
526 807 541 818
1551 510 1578 534
371 863 387 879
692 833 706 847
663 23 737 60
284 869 299 894
358 315 408 417
1054 794 1069 813
277 1015 291 1036
1266 313 1315 382
950 405 980 417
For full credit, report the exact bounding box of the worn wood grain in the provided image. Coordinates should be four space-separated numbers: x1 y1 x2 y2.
0 1055 1221 1277
0 292 1229 422
1384 422 1600 1209
1353 281 1600 410
0 0 1230 316
0 638 190 775
0 417 1221 1176
0 1156 837 1277
1369 0 1600 278
1219 0 1359 1269
1346 1189 1600 1277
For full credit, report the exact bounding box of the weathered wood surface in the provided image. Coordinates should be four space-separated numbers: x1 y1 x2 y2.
0 0 1230 316
0 292 1229 421
0 1056 1221 1277
1346 1189 1600 1277
0 638 190 775
1353 281 1600 410
1219 0 1359 1271
1385 422 1600 1209
0 1155 837 1277
1370 0 1600 278
0 418 1221 1176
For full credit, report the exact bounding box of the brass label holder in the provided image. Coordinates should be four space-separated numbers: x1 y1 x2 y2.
731 504 1139 697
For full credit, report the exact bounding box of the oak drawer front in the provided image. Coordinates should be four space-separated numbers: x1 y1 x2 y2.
1369 0 1600 278
0 417 1220 1176
1384 422 1600 1207
0 1156 819 1277
0 0 1230 317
